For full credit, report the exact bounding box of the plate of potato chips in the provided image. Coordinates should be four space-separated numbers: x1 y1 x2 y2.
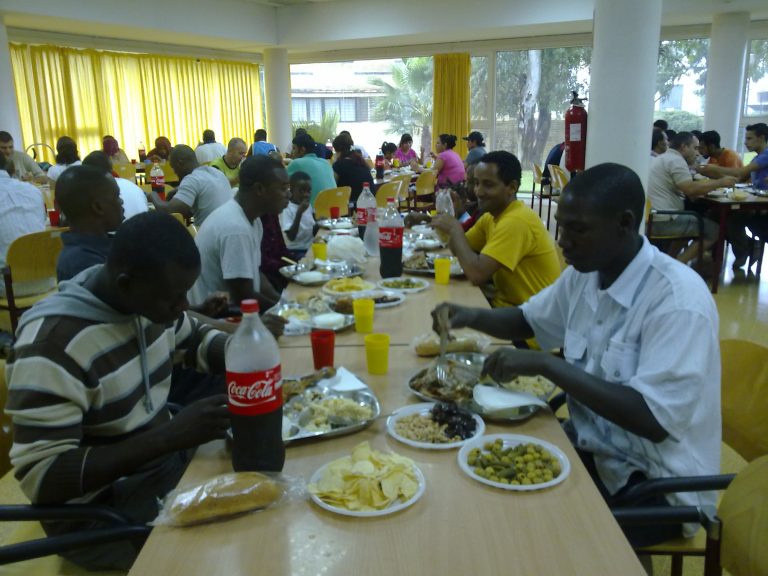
308 441 425 517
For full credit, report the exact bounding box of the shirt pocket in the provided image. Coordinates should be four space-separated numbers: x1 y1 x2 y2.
563 330 587 363
600 339 640 383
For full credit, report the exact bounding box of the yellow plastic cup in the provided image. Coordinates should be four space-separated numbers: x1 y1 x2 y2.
365 333 390 375
353 298 375 333
311 242 327 261
433 257 451 285
429 209 437 217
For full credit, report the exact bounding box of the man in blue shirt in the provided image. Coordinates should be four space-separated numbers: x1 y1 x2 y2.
250 129 278 157
286 132 337 206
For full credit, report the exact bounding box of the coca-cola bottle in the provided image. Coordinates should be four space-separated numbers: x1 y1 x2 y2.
356 183 377 238
150 163 166 200
379 198 404 278
138 141 146 163
225 299 285 472
375 152 385 180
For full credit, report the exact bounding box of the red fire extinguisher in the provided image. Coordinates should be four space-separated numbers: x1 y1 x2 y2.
565 91 587 173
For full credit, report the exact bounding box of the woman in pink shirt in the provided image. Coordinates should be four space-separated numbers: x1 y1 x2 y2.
394 133 419 166
433 134 465 187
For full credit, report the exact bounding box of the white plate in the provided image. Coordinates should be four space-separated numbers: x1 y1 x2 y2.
308 461 426 517
321 280 376 297
386 403 485 450
377 278 430 293
411 224 432 235
457 434 570 492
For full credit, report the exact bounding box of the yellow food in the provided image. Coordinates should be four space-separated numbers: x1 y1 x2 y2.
303 397 373 432
278 308 311 321
467 439 561 485
394 413 460 444
309 441 419 511
501 375 555 399
324 277 374 293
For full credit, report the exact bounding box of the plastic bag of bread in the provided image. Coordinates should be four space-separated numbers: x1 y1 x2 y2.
153 472 284 527
412 331 491 357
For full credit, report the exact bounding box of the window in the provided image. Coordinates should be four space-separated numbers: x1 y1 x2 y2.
744 39 768 117
659 85 684 110
654 39 708 130
292 98 307 121
470 56 490 141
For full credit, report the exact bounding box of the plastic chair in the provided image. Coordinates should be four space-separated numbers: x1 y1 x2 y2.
610 338 768 576
645 198 705 269
375 181 402 208
411 171 436 211
0 231 63 334
160 163 180 185
388 174 412 211
314 186 351 219
548 165 569 237
112 163 136 182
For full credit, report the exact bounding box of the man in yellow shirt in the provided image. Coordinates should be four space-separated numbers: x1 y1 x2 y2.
432 150 560 308
210 138 247 187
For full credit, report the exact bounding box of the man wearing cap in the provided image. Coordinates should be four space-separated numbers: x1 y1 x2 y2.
463 132 487 168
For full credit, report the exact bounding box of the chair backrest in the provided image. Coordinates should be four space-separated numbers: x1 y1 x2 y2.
113 163 136 182
533 163 543 184
548 165 569 190
375 181 402 208
389 174 412 192
314 186 351 219
414 171 436 197
720 339 768 462
161 162 180 183
5 231 64 284
718 454 768 576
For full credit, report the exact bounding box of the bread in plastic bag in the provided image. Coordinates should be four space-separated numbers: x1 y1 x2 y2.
411 330 491 357
152 472 283 527
327 236 367 264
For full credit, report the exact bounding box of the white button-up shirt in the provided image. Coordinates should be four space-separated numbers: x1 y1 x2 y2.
521 238 720 535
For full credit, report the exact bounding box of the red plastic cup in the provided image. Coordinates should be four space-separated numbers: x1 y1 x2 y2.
330 206 341 219
47 209 60 227
311 329 335 369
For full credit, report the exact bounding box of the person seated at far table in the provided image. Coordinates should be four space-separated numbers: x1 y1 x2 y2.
412 134 466 188
381 141 397 170
102 135 130 164
463 131 487 168
431 163 721 557
0 154 47 297
210 138 248 187
148 144 233 226
288 132 337 206
47 136 81 183
280 171 317 260
189 155 289 312
249 129 279 157
650 128 668 157
194 129 227 164
0 130 47 183
146 136 172 163
431 151 560 309
698 130 743 169
394 133 419 166
4 211 234 571
697 122 768 269
332 133 373 206
82 151 148 220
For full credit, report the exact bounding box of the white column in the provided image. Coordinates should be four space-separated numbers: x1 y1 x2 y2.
586 0 662 191
0 19 23 144
704 12 750 150
263 48 292 155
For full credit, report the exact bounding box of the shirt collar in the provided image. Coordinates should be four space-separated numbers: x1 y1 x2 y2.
599 237 654 309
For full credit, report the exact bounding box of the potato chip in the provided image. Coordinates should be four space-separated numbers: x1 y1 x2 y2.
308 441 419 511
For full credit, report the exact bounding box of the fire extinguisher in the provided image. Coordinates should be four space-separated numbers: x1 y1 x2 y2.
565 91 587 173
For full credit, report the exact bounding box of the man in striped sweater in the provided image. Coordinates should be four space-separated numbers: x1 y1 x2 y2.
5 211 232 570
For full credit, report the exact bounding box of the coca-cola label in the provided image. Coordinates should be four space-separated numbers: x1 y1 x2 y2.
356 207 368 226
151 174 165 188
378 226 403 248
226 365 282 416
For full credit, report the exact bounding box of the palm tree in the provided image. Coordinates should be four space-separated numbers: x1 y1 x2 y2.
368 57 434 156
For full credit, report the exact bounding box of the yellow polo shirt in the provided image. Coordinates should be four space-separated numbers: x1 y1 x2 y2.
210 156 240 183
465 200 560 308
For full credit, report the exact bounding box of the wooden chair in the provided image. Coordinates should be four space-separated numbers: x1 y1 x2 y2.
112 163 136 182
0 231 63 334
645 199 704 268
375 181 402 208
160 162 180 185
612 339 768 576
411 171 436 211
313 186 351 219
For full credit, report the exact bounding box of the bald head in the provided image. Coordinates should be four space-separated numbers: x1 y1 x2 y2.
169 144 199 179
225 138 247 165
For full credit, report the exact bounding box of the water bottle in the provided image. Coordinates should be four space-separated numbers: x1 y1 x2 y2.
356 183 377 239
226 299 286 472
364 217 379 257
379 198 404 278
434 188 455 243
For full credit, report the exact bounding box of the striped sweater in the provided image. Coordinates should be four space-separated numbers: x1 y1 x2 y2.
4 266 228 504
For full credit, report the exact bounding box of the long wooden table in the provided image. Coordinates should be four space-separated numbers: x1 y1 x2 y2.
129 347 643 575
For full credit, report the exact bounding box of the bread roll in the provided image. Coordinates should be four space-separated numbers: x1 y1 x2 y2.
168 472 282 526
414 334 482 357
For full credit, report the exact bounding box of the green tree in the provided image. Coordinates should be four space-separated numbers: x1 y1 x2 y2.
656 39 709 102
653 110 703 132
368 57 433 155
291 111 339 145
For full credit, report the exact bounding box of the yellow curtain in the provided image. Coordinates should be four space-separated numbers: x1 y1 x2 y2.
9 43 262 164
432 53 470 160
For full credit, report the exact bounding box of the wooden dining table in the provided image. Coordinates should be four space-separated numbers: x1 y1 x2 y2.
128 251 644 576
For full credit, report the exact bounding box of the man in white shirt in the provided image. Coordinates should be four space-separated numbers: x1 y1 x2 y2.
0 131 46 183
189 155 289 311
82 151 148 220
194 130 227 164
433 163 721 550
647 132 736 264
149 145 232 225
0 155 48 296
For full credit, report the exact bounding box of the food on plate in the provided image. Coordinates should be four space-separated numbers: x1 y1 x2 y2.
313 312 347 329
467 438 561 486
303 397 374 432
294 293 333 315
323 277 375 293
282 367 337 402
160 472 282 526
731 190 749 201
277 307 312 322
293 271 326 284
379 278 424 290
394 403 476 444
409 360 476 403
500 375 555 399
413 333 486 357
403 252 429 270
308 441 419 511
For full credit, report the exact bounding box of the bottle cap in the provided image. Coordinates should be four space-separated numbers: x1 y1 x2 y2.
241 299 260 314
364 182 370 186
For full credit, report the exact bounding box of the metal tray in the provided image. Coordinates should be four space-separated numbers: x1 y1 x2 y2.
402 254 464 278
279 262 364 285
